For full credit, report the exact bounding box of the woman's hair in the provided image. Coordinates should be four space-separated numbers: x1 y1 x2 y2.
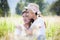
22 9 34 28
22 9 34 22
22 9 28 15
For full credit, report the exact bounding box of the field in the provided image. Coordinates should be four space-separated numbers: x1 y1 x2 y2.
0 16 60 40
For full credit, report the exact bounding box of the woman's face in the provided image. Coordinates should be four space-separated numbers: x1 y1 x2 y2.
22 13 30 24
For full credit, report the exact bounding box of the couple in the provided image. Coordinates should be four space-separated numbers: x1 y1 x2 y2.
14 3 46 40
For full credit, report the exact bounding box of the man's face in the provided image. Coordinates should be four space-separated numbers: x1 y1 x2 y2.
27 9 35 20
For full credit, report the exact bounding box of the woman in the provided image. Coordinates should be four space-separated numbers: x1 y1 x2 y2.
14 9 34 40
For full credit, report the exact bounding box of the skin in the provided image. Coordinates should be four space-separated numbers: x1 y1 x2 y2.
22 12 30 29
22 13 30 24
16 9 37 35
26 10 39 35
22 12 32 35
16 12 30 29
22 9 37 35
26 9 37 20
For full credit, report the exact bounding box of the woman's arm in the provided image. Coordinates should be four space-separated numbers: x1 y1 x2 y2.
25 29 33 35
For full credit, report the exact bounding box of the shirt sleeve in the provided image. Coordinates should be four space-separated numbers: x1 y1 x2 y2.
14 28 21 36
38 17 46 36
14 24 23 36
32 17 46 37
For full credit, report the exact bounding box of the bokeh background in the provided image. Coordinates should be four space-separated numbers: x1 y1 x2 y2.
0 0 60 40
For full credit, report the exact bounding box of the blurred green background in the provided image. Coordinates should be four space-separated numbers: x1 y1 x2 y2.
0 0 60 40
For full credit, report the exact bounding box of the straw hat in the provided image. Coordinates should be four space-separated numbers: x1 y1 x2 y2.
24 3 41 15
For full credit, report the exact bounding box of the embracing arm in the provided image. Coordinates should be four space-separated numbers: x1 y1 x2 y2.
25 29 33 35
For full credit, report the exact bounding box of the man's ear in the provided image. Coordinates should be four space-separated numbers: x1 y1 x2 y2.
35 12 37 15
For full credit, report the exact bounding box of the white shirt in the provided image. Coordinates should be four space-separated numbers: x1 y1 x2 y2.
30 17 45 37
14 17 45 40
14 25 34 40
14 24 27 36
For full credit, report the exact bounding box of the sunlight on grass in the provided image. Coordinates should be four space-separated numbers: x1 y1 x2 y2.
0 16 60 40
44 16 60 40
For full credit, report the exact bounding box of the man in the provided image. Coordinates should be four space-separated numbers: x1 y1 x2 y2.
24 3 46 40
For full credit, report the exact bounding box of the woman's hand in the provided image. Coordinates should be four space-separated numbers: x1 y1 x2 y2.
15 25 22 31
26 29 32 35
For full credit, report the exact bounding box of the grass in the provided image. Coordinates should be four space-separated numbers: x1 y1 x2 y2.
0 17 15 38
44 16 60 40
0 16 60 40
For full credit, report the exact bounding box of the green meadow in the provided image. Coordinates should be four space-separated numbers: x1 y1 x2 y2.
0 16 60 40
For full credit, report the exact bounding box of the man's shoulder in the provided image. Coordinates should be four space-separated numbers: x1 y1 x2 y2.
38 17 44 21
34 17 44 23
33 17 45 26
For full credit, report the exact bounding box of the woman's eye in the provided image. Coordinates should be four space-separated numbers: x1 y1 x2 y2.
23 16 24 17
26 16 28 17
